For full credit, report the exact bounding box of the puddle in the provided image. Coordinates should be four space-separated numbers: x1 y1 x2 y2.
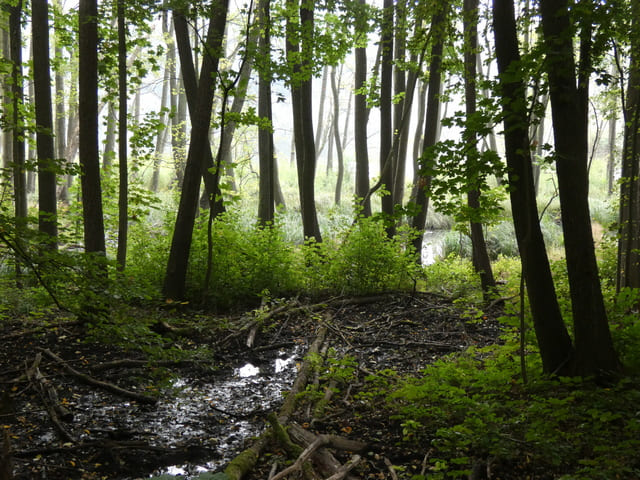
146 349 300 478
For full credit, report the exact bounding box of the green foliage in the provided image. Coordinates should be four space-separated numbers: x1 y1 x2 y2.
356 332 640 479
187 210 301 309
423 254 480 301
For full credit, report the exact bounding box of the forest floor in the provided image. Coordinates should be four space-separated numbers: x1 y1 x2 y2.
0 291 506 480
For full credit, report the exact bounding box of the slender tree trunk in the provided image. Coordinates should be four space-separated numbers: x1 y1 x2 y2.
150 11 173 193
411 7 446 255
173 11 225 216
493 0 573 375
392 0 408 208
103 103 116 170
330 66 344 205
257 0 275 224
32 0 58 249
116 0 128 270
315 65 329 160
354 4 371 217
379 0 394 228
163 0 229 300
540 0 619 376
464 0 494 298
286 0 322 241
618 3 640 292
9 0 27 284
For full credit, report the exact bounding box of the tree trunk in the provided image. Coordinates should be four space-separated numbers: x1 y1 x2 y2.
163 0 229 300
617 4 640 292
173 10 225 216
78 0 106 255
330 66 344 205
32 0 59 250
354 0 371 217
539 0 619 376
101 103 116 170
463 0 494 298
257 0 275 225
116 0 128 270
286 0 322 241
379 0 394 228
315 65 329 160
392 0 408 208
411 7 446 255
9 0 27 228
493 0 574 375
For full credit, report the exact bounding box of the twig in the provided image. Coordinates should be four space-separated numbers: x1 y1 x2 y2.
271 437 327 480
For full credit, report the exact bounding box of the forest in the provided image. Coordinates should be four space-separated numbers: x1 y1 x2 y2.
1 0 640 478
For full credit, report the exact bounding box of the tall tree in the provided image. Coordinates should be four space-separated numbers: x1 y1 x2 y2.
493 0 574 374
257 0 276 224
78 0 106 255
286 0 322 241
330 66 344 205
379 0 394 227
463 0 495 298
32 0 58 249
411 5 447 256
618 1 640 291
163 0 229 300
9 0 27 231
539 0 619 375
354 0 371 217
116 0 128 270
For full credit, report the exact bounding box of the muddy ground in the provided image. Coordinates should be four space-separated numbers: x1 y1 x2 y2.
0 292 504 479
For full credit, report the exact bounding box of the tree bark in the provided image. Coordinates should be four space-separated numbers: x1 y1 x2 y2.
32 0 59 249
379 0 394 228
330 66 344 205
411 7 446 255
493 0 574 375
78 0 106 255
354 0 371 217
286 0 322 241
257 0 276 224
163 0 229 300
463 0 495 298
618 3 640 292
172 10 225 216
116 0 128 270
539 0 619 376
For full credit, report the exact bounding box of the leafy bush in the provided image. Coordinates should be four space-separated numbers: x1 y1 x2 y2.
187 211 301 309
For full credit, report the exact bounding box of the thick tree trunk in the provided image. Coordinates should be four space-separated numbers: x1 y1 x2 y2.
493 0 574 375
539 0 619 376
32 0 59 249
79 0 106 255
163 0 229 300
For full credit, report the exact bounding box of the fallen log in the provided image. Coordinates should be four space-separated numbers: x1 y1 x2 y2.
41 349 157 405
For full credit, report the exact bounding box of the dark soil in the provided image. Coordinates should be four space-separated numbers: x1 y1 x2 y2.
0 291 505 479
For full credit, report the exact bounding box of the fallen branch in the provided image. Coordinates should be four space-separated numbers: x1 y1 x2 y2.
325 455 362 480
25 354 75 443
270 436 327 480
41 349 157 405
